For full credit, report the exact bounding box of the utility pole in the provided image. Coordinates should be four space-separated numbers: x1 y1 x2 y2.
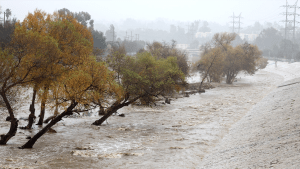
124 31 127 41
130 31 133 42
231 12 235 33
186 23 190 34
186 22 193 43
289 0 300 42
3 12 5 27
112 26 115 42
237 13 242 33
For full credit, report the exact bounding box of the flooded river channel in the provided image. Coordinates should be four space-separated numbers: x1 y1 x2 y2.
0 66 283 168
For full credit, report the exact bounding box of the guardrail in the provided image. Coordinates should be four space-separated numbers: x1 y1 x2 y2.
263 57 297 62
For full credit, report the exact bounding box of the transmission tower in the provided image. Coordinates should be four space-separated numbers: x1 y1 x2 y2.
281 0 300 41
229 13 242 33
289 0 300 42
280 0 300 60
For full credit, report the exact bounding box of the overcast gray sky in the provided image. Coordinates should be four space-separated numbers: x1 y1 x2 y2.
0 0 292 26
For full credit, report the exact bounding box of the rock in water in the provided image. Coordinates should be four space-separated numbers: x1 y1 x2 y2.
199 89 205 93
165 98 171 104
118 113 125 117
98 107 106 115
47 128 57 133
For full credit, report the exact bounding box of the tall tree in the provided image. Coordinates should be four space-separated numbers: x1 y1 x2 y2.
36 10 93 125
14 9 93 127
92 52 186 125
58 8 105 50
255 27 283 52
105 24 116 42
20 57 120 148
199 21 211 32
0 19 61 144
0 18 15 49
5 9 11 20
92 29 107 49
146 41 189 76
196 33 263 85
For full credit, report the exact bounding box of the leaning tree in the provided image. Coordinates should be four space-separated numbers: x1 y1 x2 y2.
20 56 120 148
92 52 187 126
0 22 60 144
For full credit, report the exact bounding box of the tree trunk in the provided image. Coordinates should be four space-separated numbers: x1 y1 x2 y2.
54 103 59 116
0 92 18 145
92 95 142 126
226 74 231 84
226 72 235 84
22 85 38 129
199 54 217 92
37 85 49 125
98 104 105 115
20 101 78 149
93 105 119 125
0 118 18 145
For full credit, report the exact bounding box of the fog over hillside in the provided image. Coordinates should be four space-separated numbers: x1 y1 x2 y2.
1 0 287 45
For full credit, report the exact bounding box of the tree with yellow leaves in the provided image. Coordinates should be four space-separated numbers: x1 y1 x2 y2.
0 9 94 144
36 9 93 125
15 9 94 126
0 22 60 144
223 42 262 84
20 56 120 148
196 33 263 85
198 48 224 83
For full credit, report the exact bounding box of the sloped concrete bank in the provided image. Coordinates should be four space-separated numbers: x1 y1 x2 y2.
200 78 300 169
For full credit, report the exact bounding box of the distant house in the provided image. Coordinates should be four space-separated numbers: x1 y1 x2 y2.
176 44 189 50
175 44 201 63
238 33 259 41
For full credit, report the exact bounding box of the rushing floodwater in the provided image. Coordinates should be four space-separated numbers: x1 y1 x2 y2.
1 61 297 169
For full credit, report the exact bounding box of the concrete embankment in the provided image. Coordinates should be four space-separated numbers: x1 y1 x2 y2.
200 78 300 169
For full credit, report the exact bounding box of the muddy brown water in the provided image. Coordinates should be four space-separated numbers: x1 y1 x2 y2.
0 70 283 169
